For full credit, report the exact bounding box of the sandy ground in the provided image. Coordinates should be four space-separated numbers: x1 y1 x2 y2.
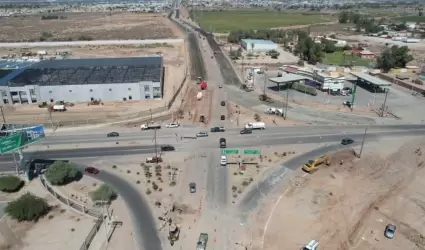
1 43 187 126
227 102 303 128
228 144 320 204
249 137 425 250
0 178 95 250
0 12 176 42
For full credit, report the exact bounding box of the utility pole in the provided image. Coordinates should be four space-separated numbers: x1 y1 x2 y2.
0 106 6 124
262 70 267 95
381 89 389 117
284 83 290 120
358 127 368 158
154 129 158 159
149 108 153 122
97 200 110 249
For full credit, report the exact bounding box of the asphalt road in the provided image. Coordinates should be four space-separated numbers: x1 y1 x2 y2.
79 166 162 250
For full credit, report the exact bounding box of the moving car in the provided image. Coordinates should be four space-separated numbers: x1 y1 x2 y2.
146 156 163 163
85 167 99 175
240 129 252 134
384 224 396 239
220 115 225 120
210 126 225 132
341 138 354 145
165 123 180 128
161 145 175 151
196 132 209 137
221 101 225 106
189 182 196 193
107 132 119 137
220 155 227 166
219 137 226 148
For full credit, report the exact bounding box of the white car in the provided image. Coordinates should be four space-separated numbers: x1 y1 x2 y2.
220 156 227 166
165 123 180 128
196 132 209 137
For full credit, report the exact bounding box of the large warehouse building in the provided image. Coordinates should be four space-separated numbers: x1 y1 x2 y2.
0 56 164 104
241 39 278 53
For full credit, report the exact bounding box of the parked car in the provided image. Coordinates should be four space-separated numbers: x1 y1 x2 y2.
165 123 180 128
341 138 354 145
85 167 99 174
161 145 175 151
146 156 163 163
219 84 223 88
221 115 225 120
189 182 196 193
196 132 209 137
221 101 225 106
384 224 396 239
107 132 119 137
240 129 252 134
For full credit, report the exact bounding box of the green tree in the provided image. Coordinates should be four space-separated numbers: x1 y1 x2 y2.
322 40 336 53
5 193 49 221
44 161 80 186
376 45 413 72
90 184 117 202
229 48 242 59
338 11 349 23
0 176 24 193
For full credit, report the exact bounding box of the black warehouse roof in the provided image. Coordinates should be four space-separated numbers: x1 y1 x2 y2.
4 56 163 87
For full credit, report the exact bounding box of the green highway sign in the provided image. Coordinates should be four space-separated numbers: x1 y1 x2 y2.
0 125 46 153
244 149 261 155
222 149 239 155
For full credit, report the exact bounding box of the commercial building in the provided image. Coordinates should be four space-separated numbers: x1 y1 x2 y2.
241 39 278 52
0 56 164 104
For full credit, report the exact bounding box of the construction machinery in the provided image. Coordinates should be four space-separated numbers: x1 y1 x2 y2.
302 155 330 173
168 224 180 246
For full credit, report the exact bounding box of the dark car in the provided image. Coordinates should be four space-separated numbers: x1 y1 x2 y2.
189 182 196 193
384 224 396 239
341 138 354 145
221 115 225 120
85 167 99 174
107 132 119 137
240 129 252 134
210 127 225 132
161 145 175 151
221 101 225 106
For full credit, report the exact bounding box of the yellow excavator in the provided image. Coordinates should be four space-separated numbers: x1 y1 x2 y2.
302 155 330 173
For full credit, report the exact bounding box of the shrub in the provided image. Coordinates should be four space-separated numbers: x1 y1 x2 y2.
232 186 237 192
146 189 152 195
44 161 80 186
112 165 117 169
90 184 117 202
0 176 24 193
169 181 176 187
254 113 261 122
5 193 49 221
291 82 317 96
126 170 131 174
152 183 159 191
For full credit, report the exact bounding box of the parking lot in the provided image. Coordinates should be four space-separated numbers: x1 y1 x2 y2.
248 71 425 121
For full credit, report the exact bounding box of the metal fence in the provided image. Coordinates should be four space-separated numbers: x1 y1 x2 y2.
39 175 104 250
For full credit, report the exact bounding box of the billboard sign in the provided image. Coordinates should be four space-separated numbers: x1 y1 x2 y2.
0 125 45 153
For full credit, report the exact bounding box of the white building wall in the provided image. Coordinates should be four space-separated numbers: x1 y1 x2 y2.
8 81 162 103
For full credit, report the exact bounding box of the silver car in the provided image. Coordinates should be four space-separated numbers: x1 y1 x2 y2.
384 224 396 239
189 182 196 193
196 132 209 137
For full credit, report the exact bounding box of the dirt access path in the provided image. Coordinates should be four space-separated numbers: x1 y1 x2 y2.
249 138 425 250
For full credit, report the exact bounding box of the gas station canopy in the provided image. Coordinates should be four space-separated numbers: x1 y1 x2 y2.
269 73 310 84
350 72 392 87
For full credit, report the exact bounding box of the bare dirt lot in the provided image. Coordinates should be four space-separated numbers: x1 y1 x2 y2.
0 12 178 42
250 138 425 250
1 43 187 126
